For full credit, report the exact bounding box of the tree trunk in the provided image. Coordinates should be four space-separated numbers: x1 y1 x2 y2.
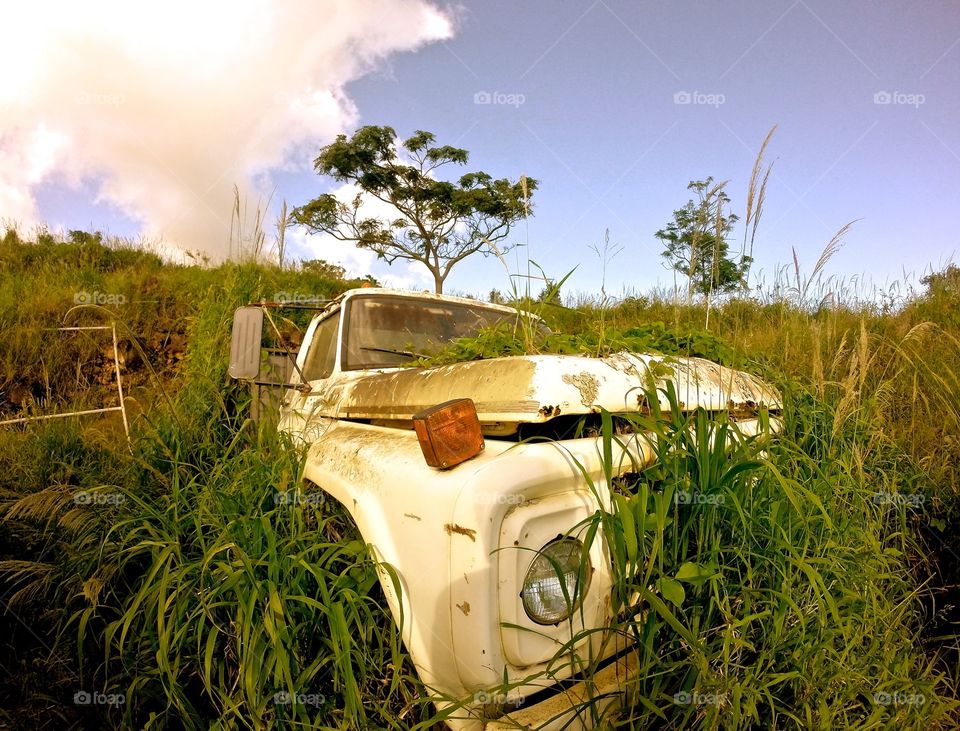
433 271 444 294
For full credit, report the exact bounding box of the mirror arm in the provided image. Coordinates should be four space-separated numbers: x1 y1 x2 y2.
252 380 313 394
260 306 312 391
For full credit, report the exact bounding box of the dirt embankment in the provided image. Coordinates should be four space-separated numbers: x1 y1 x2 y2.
1 329 188 417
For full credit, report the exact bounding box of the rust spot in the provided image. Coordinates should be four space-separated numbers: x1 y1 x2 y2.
403 513 422 521
456 601 471 616
538 404 562 418
445 523 477 541
562 372 599 407
727 398 760 419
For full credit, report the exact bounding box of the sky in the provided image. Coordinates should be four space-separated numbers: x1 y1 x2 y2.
2 0 958 299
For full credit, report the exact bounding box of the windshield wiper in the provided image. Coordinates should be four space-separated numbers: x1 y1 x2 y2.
359 346 428 359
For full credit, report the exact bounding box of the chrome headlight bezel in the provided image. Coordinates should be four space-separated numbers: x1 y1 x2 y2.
520 537 592 625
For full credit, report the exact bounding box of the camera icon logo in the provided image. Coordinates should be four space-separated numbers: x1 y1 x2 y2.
874 91 892 105
673 91 692 105
474 690 492 704
474 91 492 105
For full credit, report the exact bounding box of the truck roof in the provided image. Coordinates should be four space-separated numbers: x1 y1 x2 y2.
329 287 536 319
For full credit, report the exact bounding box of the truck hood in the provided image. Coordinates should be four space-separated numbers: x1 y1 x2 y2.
321 352 780 427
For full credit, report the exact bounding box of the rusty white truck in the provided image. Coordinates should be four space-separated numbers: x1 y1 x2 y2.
228 287 781 730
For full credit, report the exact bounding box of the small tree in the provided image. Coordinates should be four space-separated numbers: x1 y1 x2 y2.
537 280 562 305
655 178 748 302
921 264 960 298
300 259 346 280
68 230 104 246
291 126 535 294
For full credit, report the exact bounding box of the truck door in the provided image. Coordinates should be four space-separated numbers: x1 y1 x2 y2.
282 307 342 440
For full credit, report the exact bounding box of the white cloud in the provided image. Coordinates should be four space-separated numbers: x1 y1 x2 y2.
286 181 435 290
288 226 434 291
0 0 452 257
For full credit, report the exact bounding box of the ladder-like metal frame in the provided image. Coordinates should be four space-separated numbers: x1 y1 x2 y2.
0 324 131 447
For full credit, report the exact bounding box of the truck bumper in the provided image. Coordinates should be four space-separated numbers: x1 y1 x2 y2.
484 651 638 731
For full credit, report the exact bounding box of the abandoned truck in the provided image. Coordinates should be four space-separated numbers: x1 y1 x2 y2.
228 287 781 730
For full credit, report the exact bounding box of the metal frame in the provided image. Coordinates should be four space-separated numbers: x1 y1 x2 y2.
0 324 131 447
252 300 333 311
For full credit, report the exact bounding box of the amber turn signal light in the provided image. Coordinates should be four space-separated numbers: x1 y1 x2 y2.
412 398 485 469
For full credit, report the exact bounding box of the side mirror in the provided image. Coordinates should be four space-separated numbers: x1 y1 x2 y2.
229 306 264 379
228 306 312 398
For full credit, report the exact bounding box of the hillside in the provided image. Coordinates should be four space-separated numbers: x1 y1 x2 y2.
1 230 959 729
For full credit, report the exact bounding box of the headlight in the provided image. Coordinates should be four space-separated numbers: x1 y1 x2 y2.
520 537 591 625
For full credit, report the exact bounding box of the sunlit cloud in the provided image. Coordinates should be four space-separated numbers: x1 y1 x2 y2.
288 182 435 290
0 0 453 257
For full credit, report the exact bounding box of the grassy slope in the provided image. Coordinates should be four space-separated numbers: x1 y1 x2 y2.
0 233 958 729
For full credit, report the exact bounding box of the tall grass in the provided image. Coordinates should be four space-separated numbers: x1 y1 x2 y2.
0 267 431 730
741 124 776 274
1 230 960 728
590 383 958 728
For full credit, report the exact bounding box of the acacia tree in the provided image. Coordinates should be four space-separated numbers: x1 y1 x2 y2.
655 178 748 301
291 126 535 294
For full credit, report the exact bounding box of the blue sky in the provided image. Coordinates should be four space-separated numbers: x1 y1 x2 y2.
19 0 960 299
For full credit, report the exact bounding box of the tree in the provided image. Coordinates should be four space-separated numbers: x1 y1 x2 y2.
537 280 561 305
655 178 749 301
68 230 104 246
291 126 535 294
300 259 346 280
921 264 960 298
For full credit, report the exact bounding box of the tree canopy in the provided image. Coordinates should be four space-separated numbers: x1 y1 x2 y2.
655 178 748 299
291 126 535 293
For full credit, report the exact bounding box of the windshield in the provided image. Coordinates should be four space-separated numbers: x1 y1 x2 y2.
342 295 543 370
